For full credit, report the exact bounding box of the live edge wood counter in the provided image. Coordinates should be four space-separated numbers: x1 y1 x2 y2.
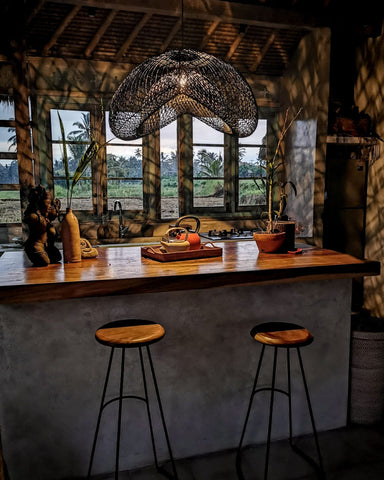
0 242 379 304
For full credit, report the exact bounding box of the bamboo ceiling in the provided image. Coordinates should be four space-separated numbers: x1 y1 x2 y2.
2 0 381 76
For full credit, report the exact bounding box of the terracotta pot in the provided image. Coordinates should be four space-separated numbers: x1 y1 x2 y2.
253 231 286 253
61 208 81 263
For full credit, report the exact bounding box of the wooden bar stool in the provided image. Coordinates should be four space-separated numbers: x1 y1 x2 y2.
236 322 325 480
87 319 178 480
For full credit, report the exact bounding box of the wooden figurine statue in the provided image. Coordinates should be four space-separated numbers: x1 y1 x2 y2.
23 185 62 267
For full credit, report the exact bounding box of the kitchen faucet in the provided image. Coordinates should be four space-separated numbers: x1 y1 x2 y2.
113 200 128 238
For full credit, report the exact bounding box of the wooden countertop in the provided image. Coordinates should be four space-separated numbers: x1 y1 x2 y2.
0 242 380 304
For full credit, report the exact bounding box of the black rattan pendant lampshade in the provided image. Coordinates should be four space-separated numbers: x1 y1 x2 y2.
109 49 258 140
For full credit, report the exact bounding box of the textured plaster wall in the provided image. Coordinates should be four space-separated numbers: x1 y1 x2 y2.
280 28 331 246
355 29 384 318
0 280 351 480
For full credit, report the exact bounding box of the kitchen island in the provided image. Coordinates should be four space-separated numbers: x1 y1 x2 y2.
0 243 380 479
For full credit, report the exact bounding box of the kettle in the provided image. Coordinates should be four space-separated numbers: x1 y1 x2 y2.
160 227 190 253
174 215 201 250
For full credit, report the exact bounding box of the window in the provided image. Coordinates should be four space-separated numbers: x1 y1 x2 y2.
238 119 267 207
193 118 224 208
49 107 144 215
160 120 178 219
50 109 93 211
0 96 20 223
105 112 143 211
45 103 272 222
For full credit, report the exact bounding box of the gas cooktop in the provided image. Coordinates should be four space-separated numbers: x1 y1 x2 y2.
200 228 260 241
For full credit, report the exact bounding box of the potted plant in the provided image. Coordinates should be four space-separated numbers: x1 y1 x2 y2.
253 107 302 253
57 110 101 262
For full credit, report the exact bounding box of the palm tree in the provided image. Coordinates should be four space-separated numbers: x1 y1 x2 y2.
7 127 16 151
196 149 223 177
68 112 91 140
134 147 142 159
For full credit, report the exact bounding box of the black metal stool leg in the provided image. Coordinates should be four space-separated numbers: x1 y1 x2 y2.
87 348 115 479
264 347 278 480
146 346 178 480
287 348 293 446
139 346 160 469
115 348 125 480
237 344 266 457
297 348 325 477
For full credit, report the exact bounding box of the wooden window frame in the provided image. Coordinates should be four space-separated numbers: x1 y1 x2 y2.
34 101 278 224
0 101 21 225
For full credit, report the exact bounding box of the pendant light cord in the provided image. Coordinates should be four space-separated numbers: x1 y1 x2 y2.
181 0 184 50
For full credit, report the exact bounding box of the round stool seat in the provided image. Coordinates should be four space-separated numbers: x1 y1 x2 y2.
95 319 165 348
250 322 313 347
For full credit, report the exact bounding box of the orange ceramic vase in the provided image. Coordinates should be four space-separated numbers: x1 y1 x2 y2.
61 208 81 263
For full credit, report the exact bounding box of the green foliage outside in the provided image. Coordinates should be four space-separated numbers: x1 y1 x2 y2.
0 190 20 199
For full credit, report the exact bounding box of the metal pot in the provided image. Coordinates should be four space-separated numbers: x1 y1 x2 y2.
174 215 201 250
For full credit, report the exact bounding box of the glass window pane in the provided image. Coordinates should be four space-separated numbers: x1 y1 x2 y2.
0 159 19 183
52 144 91 177
50 109 91 141
193 179 224 207
107 180 143 210
239 179 266 206
105 111 141 145
193 147 224 177
107 146 142 178
54 179 92 211
51 109 93 211
239 119 267 145
0 127 16 153
0 191 21 223
0 97 15 121
160 121 178 219
239 147 265 178
193 118 224 144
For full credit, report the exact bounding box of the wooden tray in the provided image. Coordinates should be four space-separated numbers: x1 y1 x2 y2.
141 242 222 262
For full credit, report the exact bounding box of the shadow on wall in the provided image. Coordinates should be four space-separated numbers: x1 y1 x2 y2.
355 35 384 318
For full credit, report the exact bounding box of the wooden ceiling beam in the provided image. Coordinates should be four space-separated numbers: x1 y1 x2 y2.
26 0 46 26
115 12 152 62
225 26 248 61
273 38 289 67
249 30 276 72
160 18 181 52
199 19 220 50
85 9 117 58
47 0 320 30
42 5 81 56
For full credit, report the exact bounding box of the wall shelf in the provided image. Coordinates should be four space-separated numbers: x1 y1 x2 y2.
326 135 379 145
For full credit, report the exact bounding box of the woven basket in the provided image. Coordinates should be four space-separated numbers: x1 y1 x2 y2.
350 330 384 424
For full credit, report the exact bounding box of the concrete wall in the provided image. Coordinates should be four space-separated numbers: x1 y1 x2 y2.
0 279 351 479
280 28 331 246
